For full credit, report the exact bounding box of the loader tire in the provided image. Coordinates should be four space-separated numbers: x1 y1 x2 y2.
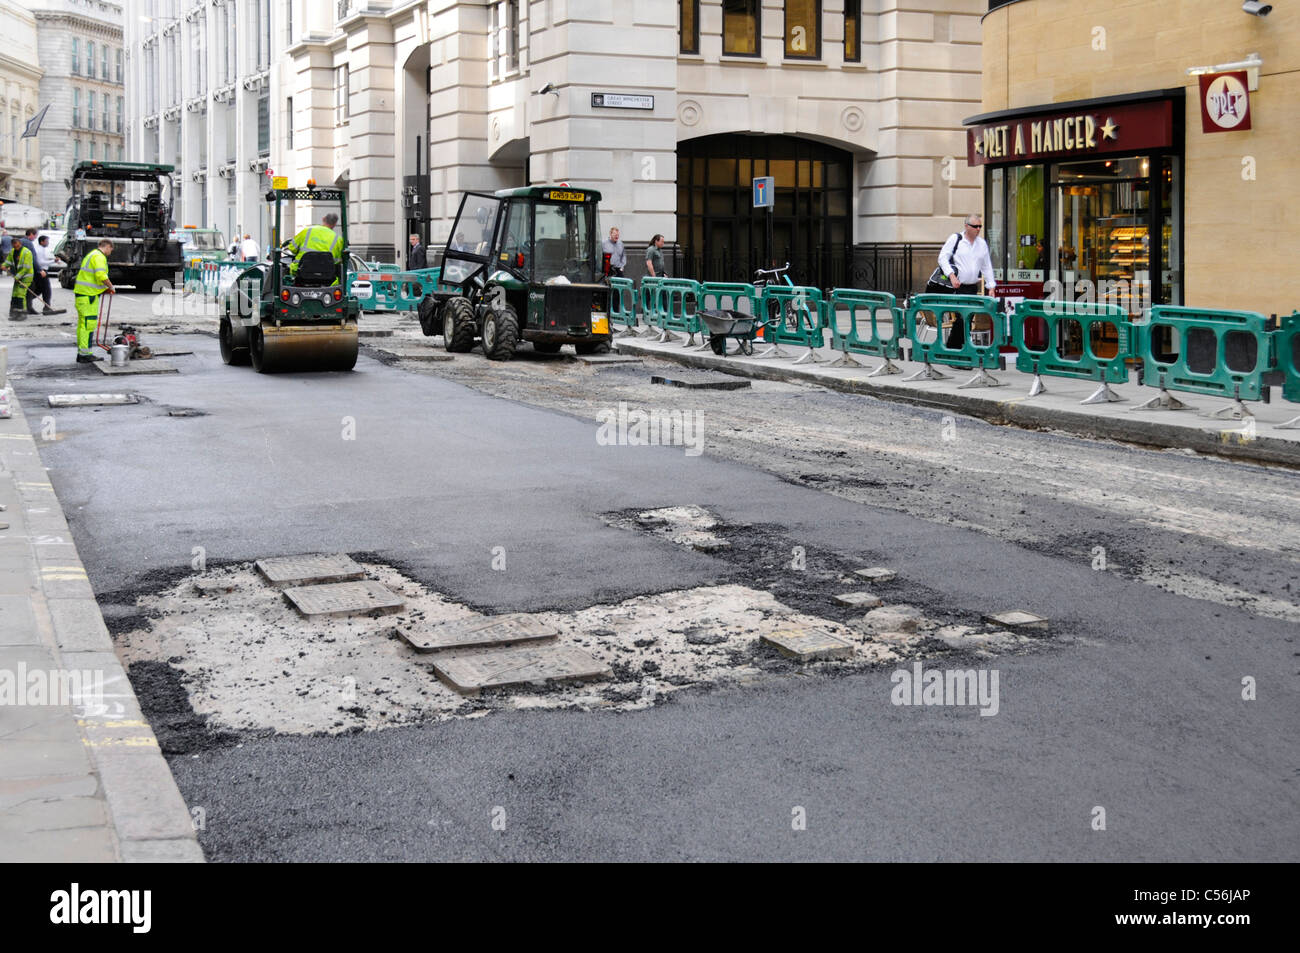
443 297 477 352
482 305 520 361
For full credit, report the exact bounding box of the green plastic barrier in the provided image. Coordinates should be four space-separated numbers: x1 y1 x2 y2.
1134 306 1277 416
1011 299 1133 403
754 285 826 363
608 277 637 334
636 277 665 337
905 294 1005 386
189 260 259 300
697 282 763 355
651 278 703 345
1278 312 1300 429
827 288 903 374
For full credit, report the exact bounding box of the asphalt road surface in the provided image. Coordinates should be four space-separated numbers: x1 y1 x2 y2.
6 317 1298 862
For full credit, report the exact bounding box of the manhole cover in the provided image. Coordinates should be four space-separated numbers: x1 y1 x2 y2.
283 580 405 618
431 644 611 696
256 553 366 588
95 360 179 376
47 393 138 407
396 614 559 653
761 627 855 661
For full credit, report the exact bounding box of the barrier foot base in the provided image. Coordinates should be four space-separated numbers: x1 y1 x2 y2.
902 362 949 382
828 352 866 368
867 359 903 377
691 337 715 352
1200 399 1253 420
751 343 791 359
616 327 640 339
1276 415 1300 430
791 347 826 366
1027 374 1048 398
958 368 1004 389
656 329 681 344
682 333 698 347
638 326 660 339
1131 388 1193 411
1080 382 1124 405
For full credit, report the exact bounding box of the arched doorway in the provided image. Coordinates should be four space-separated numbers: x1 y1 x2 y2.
676 134 852 288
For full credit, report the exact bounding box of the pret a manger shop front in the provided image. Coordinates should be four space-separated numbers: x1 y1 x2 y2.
964 92 1184 318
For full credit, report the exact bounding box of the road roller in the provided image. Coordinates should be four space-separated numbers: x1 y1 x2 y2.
219 179 360 373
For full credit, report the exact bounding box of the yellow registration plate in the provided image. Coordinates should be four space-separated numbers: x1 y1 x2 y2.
547 190 585 202
590 316 609 335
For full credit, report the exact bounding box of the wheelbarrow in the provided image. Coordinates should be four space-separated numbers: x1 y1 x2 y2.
698 308 759 356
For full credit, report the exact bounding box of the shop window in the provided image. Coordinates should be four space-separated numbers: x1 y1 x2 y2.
680 0 699 54
723 0 760 56
785 0 821 59
844 0 861 62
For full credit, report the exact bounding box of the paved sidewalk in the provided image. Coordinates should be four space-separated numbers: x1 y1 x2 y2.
614 335 1300 467
0 368 201 862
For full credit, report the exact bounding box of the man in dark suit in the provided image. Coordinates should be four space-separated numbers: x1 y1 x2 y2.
407 233 427 271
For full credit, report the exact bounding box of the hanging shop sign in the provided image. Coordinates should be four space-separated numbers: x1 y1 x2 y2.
1198 71 1251 133
967 99 1174 167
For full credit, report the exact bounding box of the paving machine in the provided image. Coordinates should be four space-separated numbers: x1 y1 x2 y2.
417 185 612 360
218 179 359 373
57 161 183 290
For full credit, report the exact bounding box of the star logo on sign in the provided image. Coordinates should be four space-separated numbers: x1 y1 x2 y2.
1100 117 1119 140
973 137 985 156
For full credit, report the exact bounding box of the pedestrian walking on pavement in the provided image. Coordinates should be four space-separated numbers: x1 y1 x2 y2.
407 233 427 271
73 239 115 363
602 227 626 277
240 233 260 263
33 235 66 315
935 215 996 347
645 233 665 278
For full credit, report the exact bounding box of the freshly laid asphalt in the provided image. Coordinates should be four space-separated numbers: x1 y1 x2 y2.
6 335 1298 861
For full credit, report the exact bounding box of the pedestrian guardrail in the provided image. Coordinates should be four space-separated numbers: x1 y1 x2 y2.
754 285 826 364
827 289 904 375
905 294 1005 387
608 277 637 336
651 278 703 345
1011 300 1133 403
1134 306 1277 418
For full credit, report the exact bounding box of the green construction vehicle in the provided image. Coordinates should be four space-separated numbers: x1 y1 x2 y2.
57 161 183 291
416 185 612 359
218 179 359 373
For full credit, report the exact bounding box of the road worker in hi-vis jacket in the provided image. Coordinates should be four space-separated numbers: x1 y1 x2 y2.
288 212 343 283
73 239 116 363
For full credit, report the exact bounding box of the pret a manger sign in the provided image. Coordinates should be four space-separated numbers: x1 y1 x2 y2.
967 99 1174 167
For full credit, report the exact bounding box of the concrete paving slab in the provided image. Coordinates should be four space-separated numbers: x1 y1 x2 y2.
283 579 405 618
984 610 1049 631
373 347 454 362
194 578 238 595
0 825 118 863
256 552 366 587
46 393 138 407
119 838 205 863
396 614 559 653
95 360 179 376
573 353 643 365
760 627 856 661
650 371 751 391
94 752 197 841
46 598 114 653
854 567 897 583
431 644 611 696
834 591 883 608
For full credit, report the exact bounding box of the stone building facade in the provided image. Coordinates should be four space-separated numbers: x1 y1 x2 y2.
28 0 125 219
0 0 43 208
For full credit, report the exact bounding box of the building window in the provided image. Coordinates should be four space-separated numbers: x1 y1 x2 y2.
102 43 109 80
489 1 520 79
117 145 124 161
72 88 80 128
723 0 760 56
286 96 293 149
257 94 270 155
116 49 123 83
74 138 80 162
785 1 820 59
680 0 699 54
844 0 860 62
335 65 349 125
72 38 80 75
89 140 96 161
88 41 95 78
116 96 123 134
88 91 95 130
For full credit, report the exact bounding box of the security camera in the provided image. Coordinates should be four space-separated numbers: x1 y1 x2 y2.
1242 1 1272 15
